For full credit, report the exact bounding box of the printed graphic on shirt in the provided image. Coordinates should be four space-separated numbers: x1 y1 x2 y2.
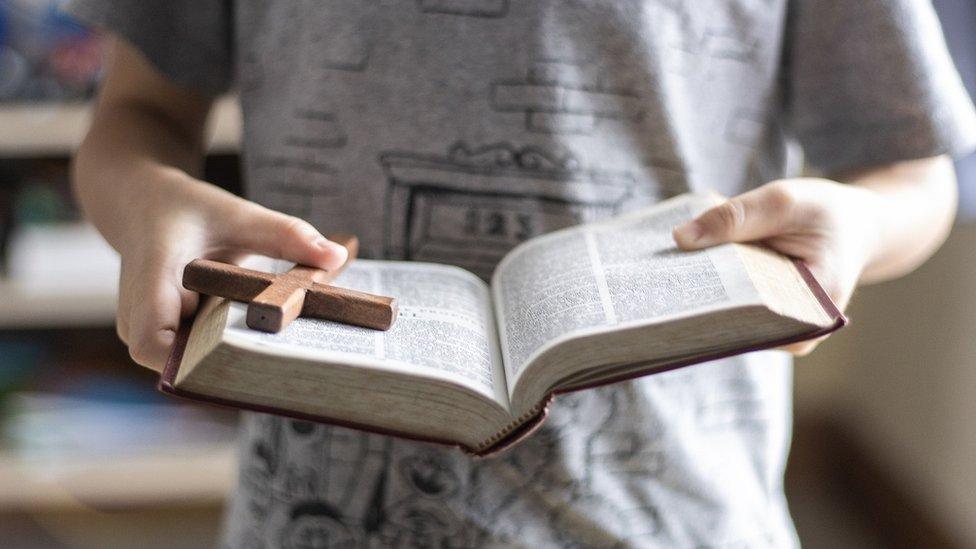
656 0 761 69
228 362 786 547
380 142 637 278
310 0 373 72
235 413 286 527
286 109 349 150
376 450 473 547
696 374 771 431
458 388 670 545
672 25 759 64
725 108 770 147
417 0 509 18
489 60 645 135
652 0 777 85
279 500 361 548
236 391 675 547
250 155 342 220
245 423 393 547
550 493 662 547
247 109 352 220
642 156 692 200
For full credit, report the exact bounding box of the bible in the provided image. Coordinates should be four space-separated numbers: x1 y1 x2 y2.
160 193 845 456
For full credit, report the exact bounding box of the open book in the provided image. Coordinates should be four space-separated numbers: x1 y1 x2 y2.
161 194 845 456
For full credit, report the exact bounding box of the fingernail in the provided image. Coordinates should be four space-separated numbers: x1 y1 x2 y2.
315 238 348 258
674 221 702 244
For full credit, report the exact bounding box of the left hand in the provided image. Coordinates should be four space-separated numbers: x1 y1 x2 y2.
672 178 882 356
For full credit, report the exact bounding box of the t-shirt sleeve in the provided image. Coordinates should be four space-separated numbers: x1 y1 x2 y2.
64 0 233 97
785 0 976 174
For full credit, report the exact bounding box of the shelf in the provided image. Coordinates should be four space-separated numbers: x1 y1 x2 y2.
0 222 118 329
0 284 117 329
0 96 241 158
0 444 235 510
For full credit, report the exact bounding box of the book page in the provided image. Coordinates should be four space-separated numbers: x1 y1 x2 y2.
222 260 509 408
492 194 763 387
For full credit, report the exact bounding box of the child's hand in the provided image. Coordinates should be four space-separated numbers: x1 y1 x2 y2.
672 179 882 356
70 41 348 372
114 172 348 371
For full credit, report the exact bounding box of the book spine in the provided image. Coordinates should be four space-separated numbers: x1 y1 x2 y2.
471 399 552 457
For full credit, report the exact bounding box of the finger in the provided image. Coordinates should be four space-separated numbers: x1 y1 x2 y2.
126 257 196 372
673 182 795 250
116 260 133 345
116 311 130 346
779 335 826 357
217 201 348 269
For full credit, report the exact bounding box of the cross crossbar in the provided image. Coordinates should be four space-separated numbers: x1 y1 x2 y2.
182 234 397 333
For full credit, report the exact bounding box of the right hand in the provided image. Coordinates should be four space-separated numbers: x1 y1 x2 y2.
114 170 348 371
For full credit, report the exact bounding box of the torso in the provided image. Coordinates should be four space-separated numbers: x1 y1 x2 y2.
223 2 799 546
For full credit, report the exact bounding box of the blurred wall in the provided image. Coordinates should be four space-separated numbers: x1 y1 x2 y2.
794 5 976 544
796 222 976 547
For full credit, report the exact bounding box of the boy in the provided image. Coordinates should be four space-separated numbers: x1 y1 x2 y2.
69 0 975 546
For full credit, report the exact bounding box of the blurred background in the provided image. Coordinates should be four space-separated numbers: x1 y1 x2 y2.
0 0 973 547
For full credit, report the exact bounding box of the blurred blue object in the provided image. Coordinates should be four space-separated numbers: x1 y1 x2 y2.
2 391 237 459
933 0 976 222
63 372 169 405
0 0 103 101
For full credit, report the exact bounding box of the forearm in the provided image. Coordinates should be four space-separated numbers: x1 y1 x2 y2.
71 39 350 370
73 103 207 250
838 156 958 284
71 40 212 252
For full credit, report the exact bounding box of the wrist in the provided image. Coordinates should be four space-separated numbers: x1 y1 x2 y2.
112 166 207 254
841 181 888 281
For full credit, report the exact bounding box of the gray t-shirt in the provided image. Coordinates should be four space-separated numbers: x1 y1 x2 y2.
69 1 976 547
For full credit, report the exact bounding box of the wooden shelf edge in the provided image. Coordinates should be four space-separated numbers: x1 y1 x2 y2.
0 96 241 158
0 444 237 511
0 286 117 329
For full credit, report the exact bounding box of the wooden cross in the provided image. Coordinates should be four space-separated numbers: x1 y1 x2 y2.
182 234 398 333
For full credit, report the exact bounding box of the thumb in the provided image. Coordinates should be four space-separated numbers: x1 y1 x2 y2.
219 202 348 269
673 183 794 250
